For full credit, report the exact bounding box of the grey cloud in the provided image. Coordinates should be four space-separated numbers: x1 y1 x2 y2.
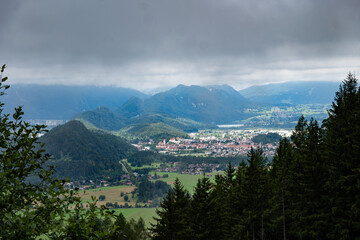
0 0 359 90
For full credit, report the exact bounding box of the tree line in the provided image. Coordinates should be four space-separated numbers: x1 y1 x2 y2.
136 178 170 204
150 73 360 239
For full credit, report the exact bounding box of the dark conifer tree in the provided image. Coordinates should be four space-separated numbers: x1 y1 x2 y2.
269 137 295 240
291 115 308 149
291 119 327 239
323 73 360 239
189 176 216 240
151 178 191 240
230 160 248 239
209 165 236 239
225 162 236 187
241 147 270 240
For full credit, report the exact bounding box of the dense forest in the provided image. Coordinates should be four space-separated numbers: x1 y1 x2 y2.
151 73 360 239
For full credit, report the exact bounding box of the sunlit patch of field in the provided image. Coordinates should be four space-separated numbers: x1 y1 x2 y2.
150 171 223 194
79 185 136 207
113 208 157 227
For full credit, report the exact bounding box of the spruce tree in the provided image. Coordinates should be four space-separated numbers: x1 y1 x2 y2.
291 119 327 239
230 160 248 239
323 73 360 239
208 173 229 238
269 137 295 240
241 147 270 240
189 176 216 240
151 178 191 240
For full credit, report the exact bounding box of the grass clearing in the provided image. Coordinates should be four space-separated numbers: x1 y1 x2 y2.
131 162 162 170
150 171 223 193
86 185 132 192
79 186 136 207
113 208 157 227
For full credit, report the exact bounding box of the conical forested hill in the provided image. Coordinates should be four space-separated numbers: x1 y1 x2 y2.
73 106 127 131
40 120 137 179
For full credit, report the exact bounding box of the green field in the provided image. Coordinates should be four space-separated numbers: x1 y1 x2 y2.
113 208 157 227
78 171 225 226
151 171 223 194
112 171 223 227
80 185 136 207
86 185 131 192
131 162 161 170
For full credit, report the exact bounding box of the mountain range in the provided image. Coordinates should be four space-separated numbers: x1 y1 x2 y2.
3 81 341 138
116 84 252 124
73 84 252 138
2 84 147 120
239 81 340 105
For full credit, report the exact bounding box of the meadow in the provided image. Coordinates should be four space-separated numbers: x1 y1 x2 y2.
78 171 224 225
113 208 157 227
80 185 136 207
150 171 222 194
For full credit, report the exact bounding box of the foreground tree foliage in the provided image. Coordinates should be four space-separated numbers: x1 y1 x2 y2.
151 73 360 240
0 65 147 240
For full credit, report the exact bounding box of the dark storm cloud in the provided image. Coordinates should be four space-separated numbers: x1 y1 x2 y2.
1 0 359 90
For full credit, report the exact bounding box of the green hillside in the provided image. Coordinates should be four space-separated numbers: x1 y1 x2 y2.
116 96 145 118
40 120 137 179
74 106 127 131
119 122 188 141
130 114 215 132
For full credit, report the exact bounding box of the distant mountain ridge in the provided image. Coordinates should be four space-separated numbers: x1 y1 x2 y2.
3 84 147 120
116 84 251 124
75 82 339 131
74 84 249 138
239 81 340 105
4 81 339 122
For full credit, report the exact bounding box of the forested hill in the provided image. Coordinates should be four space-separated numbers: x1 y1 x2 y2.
2 84 147 120
251 132 282 144
73 106 128 131
40 120 137 179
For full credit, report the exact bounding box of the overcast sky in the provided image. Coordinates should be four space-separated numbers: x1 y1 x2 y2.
1 0 359 91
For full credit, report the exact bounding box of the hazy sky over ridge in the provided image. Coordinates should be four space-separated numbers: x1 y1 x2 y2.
1 0 359 91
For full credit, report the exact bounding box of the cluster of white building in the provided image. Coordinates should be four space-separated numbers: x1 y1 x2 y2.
134 129 292 157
